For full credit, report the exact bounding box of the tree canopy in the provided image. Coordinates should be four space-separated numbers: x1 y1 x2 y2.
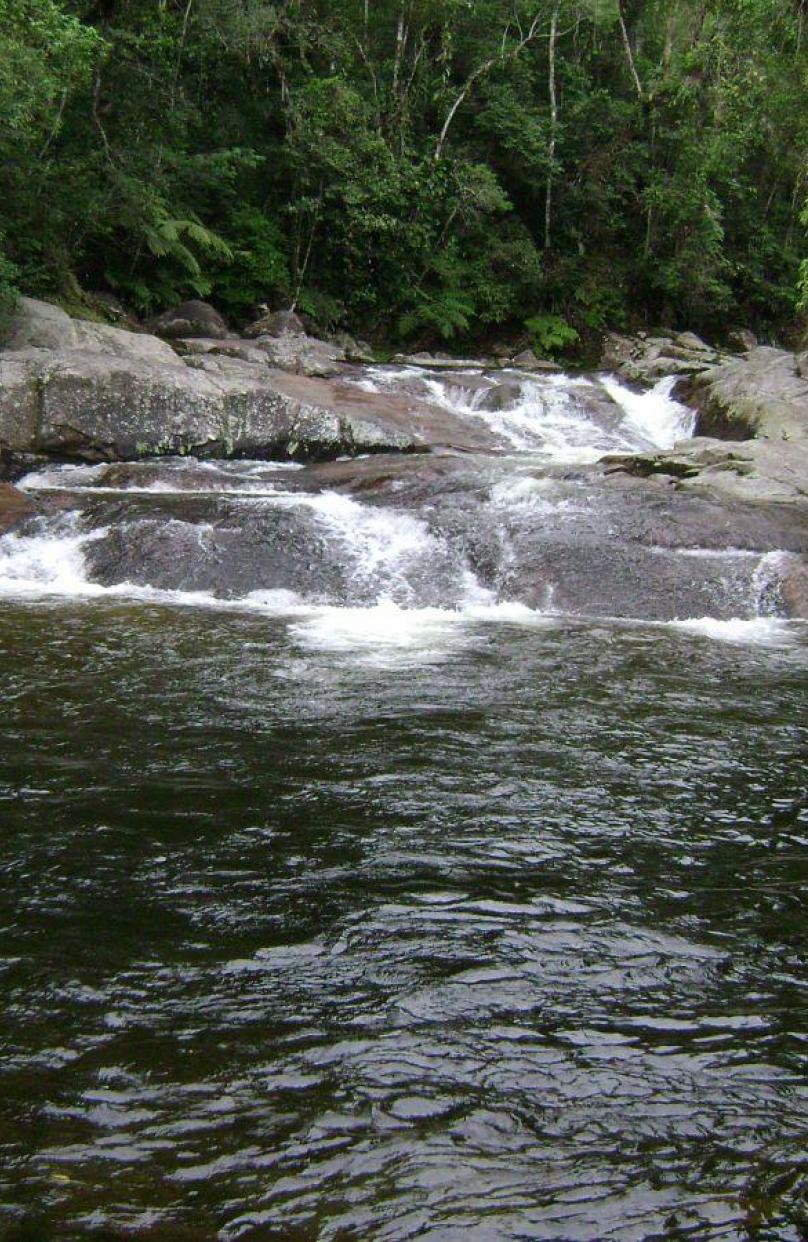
1 0 806 347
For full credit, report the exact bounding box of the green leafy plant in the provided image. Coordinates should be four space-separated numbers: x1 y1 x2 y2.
398 289 475 341
525 312 580 354
295 287 345 335
212 208 289 315
0 239 19 338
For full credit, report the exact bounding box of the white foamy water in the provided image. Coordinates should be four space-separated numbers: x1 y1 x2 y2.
1 514 803 659
19 457 303 497
302 493 437 594
288 597 558 666
354 364 697 461
489 474 587 514
0 513 553 666
420 371 618 460
599 374 696 450
0 515 109 599
669 616 800 646
270 489 494 610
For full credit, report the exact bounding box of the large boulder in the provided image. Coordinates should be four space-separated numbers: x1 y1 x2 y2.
2 297 180 366
253 333 346 378
29 350 394 460
0 354 43 451
691 347 808 442
0 482 35 534
601 330 725 383
244 308 305 338
148 300 229 340
3 297 79 351
72 321 181 365
0 300 502 460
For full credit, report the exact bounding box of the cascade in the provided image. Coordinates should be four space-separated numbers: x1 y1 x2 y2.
0 364 803 654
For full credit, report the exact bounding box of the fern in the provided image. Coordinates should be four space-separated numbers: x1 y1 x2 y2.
524 313 579 355
398 289 474 341
143 212 232 275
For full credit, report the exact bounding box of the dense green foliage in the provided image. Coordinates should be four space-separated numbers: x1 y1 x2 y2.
1 0 807 346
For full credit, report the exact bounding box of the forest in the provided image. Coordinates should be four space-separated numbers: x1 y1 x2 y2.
2 0 807 353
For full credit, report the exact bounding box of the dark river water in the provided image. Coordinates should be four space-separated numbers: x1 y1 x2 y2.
1 597 806 1240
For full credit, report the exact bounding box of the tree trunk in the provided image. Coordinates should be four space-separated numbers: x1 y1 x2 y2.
616 1 644 102
544 3 559 251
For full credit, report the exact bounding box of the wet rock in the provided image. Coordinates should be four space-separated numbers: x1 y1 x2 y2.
391 352 492 371
774 553 808 617
511 349 561 372
269 372 502 453
85 505 348 601
148 300 229 340
244 308 305 338
601 331 723 383
0 449 51 483
478 381 525 412
0 482 35 533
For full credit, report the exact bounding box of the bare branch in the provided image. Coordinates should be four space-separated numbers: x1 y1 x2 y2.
434 10 555 162
616 0 645 102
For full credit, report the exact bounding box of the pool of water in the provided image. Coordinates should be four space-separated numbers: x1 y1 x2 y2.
1 598 806 1240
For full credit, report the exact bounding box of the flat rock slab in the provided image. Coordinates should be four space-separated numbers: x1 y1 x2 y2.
0 300 510 460
391 352 495 371
269 372 505 454
604 436 808 506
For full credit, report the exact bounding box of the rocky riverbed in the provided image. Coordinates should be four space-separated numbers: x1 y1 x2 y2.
1 299 807 622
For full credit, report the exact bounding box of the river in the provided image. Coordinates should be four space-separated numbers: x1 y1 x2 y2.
0 366 806 1240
